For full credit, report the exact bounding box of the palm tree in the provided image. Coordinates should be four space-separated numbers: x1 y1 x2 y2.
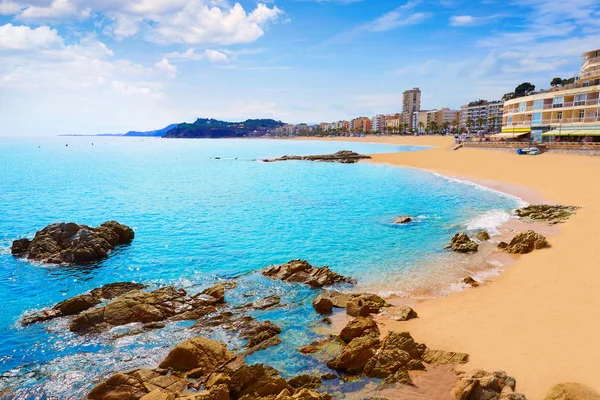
488 116 498 133
466 118 475 133
418 121 425 134
476 117 486 132
442 121 450 135
452 116 460 134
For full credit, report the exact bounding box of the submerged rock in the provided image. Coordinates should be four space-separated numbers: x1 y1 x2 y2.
392 216 412 224
515 204 579 225
463 277 480 288
452 370 526 400
262 150 371 164
262 259 355 288
476 231 490 241
11 221 134 264
448 233 479 253
543 383 600 400
502 230 550 254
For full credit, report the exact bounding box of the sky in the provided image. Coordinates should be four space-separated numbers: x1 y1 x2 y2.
0 0 599 136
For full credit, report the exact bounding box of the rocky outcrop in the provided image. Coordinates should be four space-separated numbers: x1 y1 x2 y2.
380 306 418 321
543 383 600 400
339 317 379 343
393 216 412 224
311 290 389 317
500 230 550 254
88 336 333 400
11 221 134 264
422 349 469 365
21 282 147 326
476 231 490 241
71 285 224 334
452 370 526 400
515 205 579 225
448 233 479 253
262 150 371 164
262 260 355 288
463 277 480 288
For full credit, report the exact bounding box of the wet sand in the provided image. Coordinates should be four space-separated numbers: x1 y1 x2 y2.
300 135 600 398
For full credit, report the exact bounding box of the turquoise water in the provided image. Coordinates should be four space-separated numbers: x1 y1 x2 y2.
0 137 521 398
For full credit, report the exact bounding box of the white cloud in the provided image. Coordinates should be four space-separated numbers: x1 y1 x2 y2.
449 15 475 26
3 1 284 45
154 57 178 78
165 48 229 63
0 23 62 50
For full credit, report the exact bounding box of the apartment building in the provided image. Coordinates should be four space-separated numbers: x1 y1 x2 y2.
351 117 371 133
502 48 600 141
402 87 421 128
460 100 504 132
371 115 387 132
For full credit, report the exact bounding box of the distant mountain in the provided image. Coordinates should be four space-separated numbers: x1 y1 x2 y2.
163 118 284 139
124 124 179 137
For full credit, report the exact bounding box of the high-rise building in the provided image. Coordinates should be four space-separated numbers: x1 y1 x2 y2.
502 48 600 141
402 87 421 128
460 100 504 132
371 115 387 132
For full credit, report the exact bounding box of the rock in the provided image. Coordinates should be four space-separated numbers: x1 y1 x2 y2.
463 277 480 288
262 260 355 288
71 287 217 334
500 394 528 400
346 293 390 317
502 231 550 254
515 205 579 225
180 384 229 400
313 294 334 315
326 335 381 374
339 317 379 344
158 337 238 374
422 349 469 365
200 283 226 304
11 221 134 264
393 216 412 224
316 291 353 308
363 332 427 381
476 231 490 241
91 282 148 300
241 295 281 311
498 242 509 250
448 233 479 253
543 383 600 400
237 318 283 355
22 294 101 326
22 281 148 326
452 370 522 400
262 150 371 164
381 306 418 321
288 374 322 390
87 372 148 400
10 238 30 255
140 388 176 400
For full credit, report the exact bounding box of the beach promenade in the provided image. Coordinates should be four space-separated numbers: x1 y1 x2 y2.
310 135 600 398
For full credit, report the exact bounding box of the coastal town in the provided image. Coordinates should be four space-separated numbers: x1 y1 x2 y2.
272 48 600 146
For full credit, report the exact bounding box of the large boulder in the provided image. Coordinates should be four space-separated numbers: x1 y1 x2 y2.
543 383 600 400
393 216 412 224
448 233 479 253
380 306 418 321
502 231 550 254
312 294 334 315
326 335 381 374
22 282 147 326
515 205 579 225
70 287 218 334
88 372 148 400
159 337 238 374
11 221 134 264
363 332 427 383
262 260 355 288
452 370 524 400
339 317 379 344
346 293 390 317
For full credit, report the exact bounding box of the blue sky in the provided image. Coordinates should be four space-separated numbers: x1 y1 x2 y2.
0 0 599 135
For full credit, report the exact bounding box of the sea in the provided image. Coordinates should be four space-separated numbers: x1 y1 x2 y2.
0 137 524 398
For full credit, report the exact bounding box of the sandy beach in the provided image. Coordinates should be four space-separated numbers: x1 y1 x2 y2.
305 135 600 398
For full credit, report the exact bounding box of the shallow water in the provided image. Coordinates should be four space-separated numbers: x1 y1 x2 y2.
0 137 521 398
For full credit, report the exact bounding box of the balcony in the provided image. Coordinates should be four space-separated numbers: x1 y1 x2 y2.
541 116 600 125
579 69 600 80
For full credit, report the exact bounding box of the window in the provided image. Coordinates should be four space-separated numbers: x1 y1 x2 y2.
574 94 587 106
557 112 563 121
533 100 544 110
519 102 526 112
553 97 564 108
507 116 513 126
532 113 542 125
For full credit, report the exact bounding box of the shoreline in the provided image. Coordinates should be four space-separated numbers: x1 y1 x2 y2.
292 135 600 398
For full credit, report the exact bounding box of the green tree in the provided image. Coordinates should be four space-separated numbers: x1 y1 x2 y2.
466 118 474 132
502 92 515 101
476 117 486 131
488 116 498 133
514 82 535 97
442 121 450 134
418 121 425 133
551 77 563 87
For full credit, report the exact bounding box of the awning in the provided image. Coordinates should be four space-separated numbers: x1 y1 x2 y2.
490 131 531 139
501 127 531 134
542 129 600 137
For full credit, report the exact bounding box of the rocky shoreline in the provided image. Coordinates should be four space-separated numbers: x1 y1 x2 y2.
7 205 594 399
261 150 371 164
